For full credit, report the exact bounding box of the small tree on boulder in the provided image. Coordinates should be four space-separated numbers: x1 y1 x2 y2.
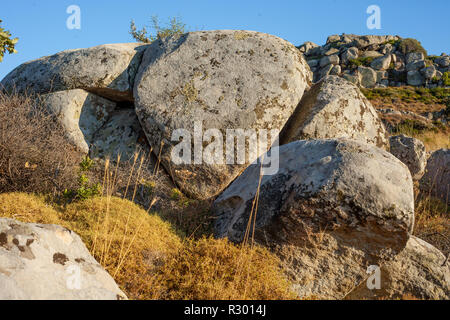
130 16 186 43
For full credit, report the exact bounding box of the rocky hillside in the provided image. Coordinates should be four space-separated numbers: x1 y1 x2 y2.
298 34 450 88
0 30 448 300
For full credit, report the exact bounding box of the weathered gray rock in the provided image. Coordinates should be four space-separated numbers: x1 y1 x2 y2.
358 66 377 88
0 218 127 300
370 54 391 70
134 30 312 200
326 35 341 43
420 149 450 204
381 43 395 55
341 47 359 64
406 60 426 72
376 71 388 83
350 35 399 49
342 73 359 85
389 135 427 180
1 43 147 102
330 65 341 75
435 56 450 68
320 54 339 67
324 48 339 56
421 65 437 80
307 59 319 68
298 41 319 55
213 139 414 299
280 76 388 149
347 236 449 300
361 51 383 59
406 52 425 64
40 89 116 154
90 109 149 162
407 70 424 86
317 64 334 81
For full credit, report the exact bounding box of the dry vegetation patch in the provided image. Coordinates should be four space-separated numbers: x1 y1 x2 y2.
0 91 82 194
414 196 449 256
0 193 296 300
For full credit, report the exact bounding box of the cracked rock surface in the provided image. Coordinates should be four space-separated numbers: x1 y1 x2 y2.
0 218 127 300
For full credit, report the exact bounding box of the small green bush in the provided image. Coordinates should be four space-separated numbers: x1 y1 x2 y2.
348 57 375 68
397 38 427 57
130 16 186 43
384 39 400 46
79 156 94 172
442 72 450 86
63 158 101 201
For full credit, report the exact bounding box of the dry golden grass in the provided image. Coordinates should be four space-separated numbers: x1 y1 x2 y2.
0 192 296 300
362 86 449 114
412 129 450 151
414 196 449 256
0 193 181 299
0 192 60 224
154 237 296 300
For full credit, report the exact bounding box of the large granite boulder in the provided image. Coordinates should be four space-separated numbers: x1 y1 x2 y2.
134 30 312 199
347 236 449 300
389 135 427 180
419 149 450 205
358 66 377 88
1 43 147 102
39 89 116 154
280 76 388 149
213 139 414 299
0 218 127 300
89 109 149 162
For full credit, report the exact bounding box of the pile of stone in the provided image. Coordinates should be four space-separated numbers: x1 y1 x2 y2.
298 34 450 88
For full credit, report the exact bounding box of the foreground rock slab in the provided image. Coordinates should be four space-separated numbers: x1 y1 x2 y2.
213 139 414 299
280 76 388 149
347 236 449 300
389 134 427 180
1 43 147 102
0 218 127 300
134 30 312 199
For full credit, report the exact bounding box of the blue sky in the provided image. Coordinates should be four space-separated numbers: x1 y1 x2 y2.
1 0 449 79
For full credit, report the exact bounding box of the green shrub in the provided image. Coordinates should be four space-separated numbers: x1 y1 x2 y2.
384 39 400 46
0 19 18 62
79 156 94 172
397 38 427 57
130 16 186 43
63 158 101 201
442 72 450 86
348 56 375 68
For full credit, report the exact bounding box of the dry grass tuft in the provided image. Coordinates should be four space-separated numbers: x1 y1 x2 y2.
412 129 450 151
0 192 60 224
414 196 449 256
62 196 182 299
154 237 297 300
